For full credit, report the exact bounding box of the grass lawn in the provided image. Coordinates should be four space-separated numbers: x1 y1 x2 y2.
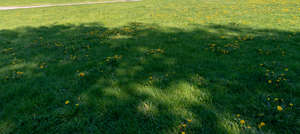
0 0 299 133
0 0 117 6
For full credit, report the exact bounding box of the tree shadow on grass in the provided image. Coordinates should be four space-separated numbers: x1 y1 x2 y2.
0 22 299 134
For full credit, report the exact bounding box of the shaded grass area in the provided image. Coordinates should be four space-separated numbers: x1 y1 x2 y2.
0 0 116 6
0 0 300 133
0 22 299 134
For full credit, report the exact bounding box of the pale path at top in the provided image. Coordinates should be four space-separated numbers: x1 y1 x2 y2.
0 0 141 10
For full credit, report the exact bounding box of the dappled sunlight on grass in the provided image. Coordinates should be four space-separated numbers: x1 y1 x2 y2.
0 21 299 133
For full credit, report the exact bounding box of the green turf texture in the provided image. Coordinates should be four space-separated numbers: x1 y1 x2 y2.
0 0 115 6
0 0 299 133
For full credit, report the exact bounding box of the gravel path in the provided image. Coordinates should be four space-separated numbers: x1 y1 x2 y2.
0 0 141 10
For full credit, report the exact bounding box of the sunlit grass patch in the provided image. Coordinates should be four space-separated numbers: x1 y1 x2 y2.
0 0 119 6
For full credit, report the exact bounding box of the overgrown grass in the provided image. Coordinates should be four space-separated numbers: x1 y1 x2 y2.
0 0 299 134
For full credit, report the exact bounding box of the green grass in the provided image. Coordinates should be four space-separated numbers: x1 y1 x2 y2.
0 0 299 133
0 0 116 6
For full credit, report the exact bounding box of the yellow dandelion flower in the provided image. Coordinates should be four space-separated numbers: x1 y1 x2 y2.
240 120 245 124
16 71 24 75
260 64 264 66
79 72 85 77
182 132 185 134
258 122 265 128
268 80 272 84
236 114 240 118
247 126 251 128
289 103 293 107
187 119 192 122
277 106 283 111
65 100 70 105
75 104 79 107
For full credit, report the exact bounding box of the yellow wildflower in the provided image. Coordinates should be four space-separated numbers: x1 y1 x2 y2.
65 100 70 105
236 114 240 118
284 68 288 71
182 132 185 134
79 72 85 77
277 106 283 111
247 126 251 128
187 119 192 122
16 71 24 75
240 120 245 124
75 104 79 107
258 122 265 128
268 80 272 84
289 103 293 107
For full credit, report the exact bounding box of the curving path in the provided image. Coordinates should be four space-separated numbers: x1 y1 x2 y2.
0 0 141 10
